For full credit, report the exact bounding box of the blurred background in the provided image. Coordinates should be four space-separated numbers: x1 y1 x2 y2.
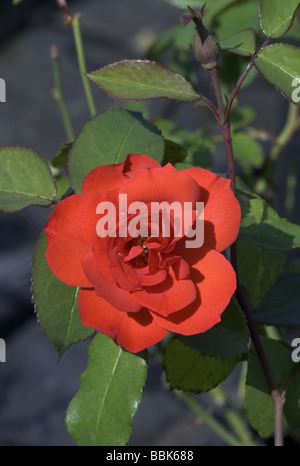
0 0 299 446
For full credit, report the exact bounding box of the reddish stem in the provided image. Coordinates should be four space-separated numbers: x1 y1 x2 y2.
56 0 73 24
208 60 283 446
225 35 273 120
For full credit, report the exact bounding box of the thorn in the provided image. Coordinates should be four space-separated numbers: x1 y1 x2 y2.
200 3 207 18
182 14 194 27
182 5 197 27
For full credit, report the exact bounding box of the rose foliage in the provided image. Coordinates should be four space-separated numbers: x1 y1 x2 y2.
3 0 300 447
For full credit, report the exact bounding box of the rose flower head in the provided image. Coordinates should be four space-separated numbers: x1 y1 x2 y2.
44 154 241 353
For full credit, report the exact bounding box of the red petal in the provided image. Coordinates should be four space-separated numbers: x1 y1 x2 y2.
80 189 119 248
81 153 161 195
44 194 91 287
120 163 202 207
150 249 236 334
93 235 139 290
82 252 142 312
132 268 196 316
78 289 168 353
130 267 167 287
122 153 161 174
81 164 124 195
171 256 191 279
182 168 241 252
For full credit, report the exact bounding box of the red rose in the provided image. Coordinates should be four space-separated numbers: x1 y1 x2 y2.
44 154 241 353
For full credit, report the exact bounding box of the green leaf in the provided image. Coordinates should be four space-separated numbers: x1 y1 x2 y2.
220 29 256 56
180 299 249 359
219 53 258 92
147 23 195 62
182 142 213 169
51 141 73 168
162 140 187 166
235 177 261 199
259 0 300 38
68 108 165 193
12 0 23 4
245 337 296 438
238 237 287 309
124 101 149 119
32 232 94 358
254 259 300 326
0 146 56 212
232 132 265 173
146 26 179 62
162 0 206 7
212 0 261 39
174 142 213 169
240 198 300 250
230 106 257 131
66 333 147 446
285 257 300 273
154 117 213 169
88 60 201 102
164 338 239 393
175 162 196 170
54 174 71 201
254 44 300 103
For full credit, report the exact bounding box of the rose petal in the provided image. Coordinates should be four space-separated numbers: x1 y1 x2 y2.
150 249 236 334
120 162 202 208
81 153 161 195
122 153 161 175
171 256 191 279
81 164 124 195
182 168 241 252
122 244 144 261
44 194 91 287
82 251 142 312
136 268 167 286
132 268 196 316
80 189 119 248
78 289 168 353
92 235 140 290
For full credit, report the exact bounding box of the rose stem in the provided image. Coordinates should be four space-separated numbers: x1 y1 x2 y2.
225 35 273 122
210 385 259 446
284 159 297 219
255 102 300 197
208 60 284 446
72 14 97 118
178 392 244 446
56 1 97 118
51 45 76 141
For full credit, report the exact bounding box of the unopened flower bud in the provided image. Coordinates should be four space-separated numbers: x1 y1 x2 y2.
184 6 220 71
191 30 220 70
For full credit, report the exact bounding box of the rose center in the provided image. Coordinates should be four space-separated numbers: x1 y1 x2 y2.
134 237 149 267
